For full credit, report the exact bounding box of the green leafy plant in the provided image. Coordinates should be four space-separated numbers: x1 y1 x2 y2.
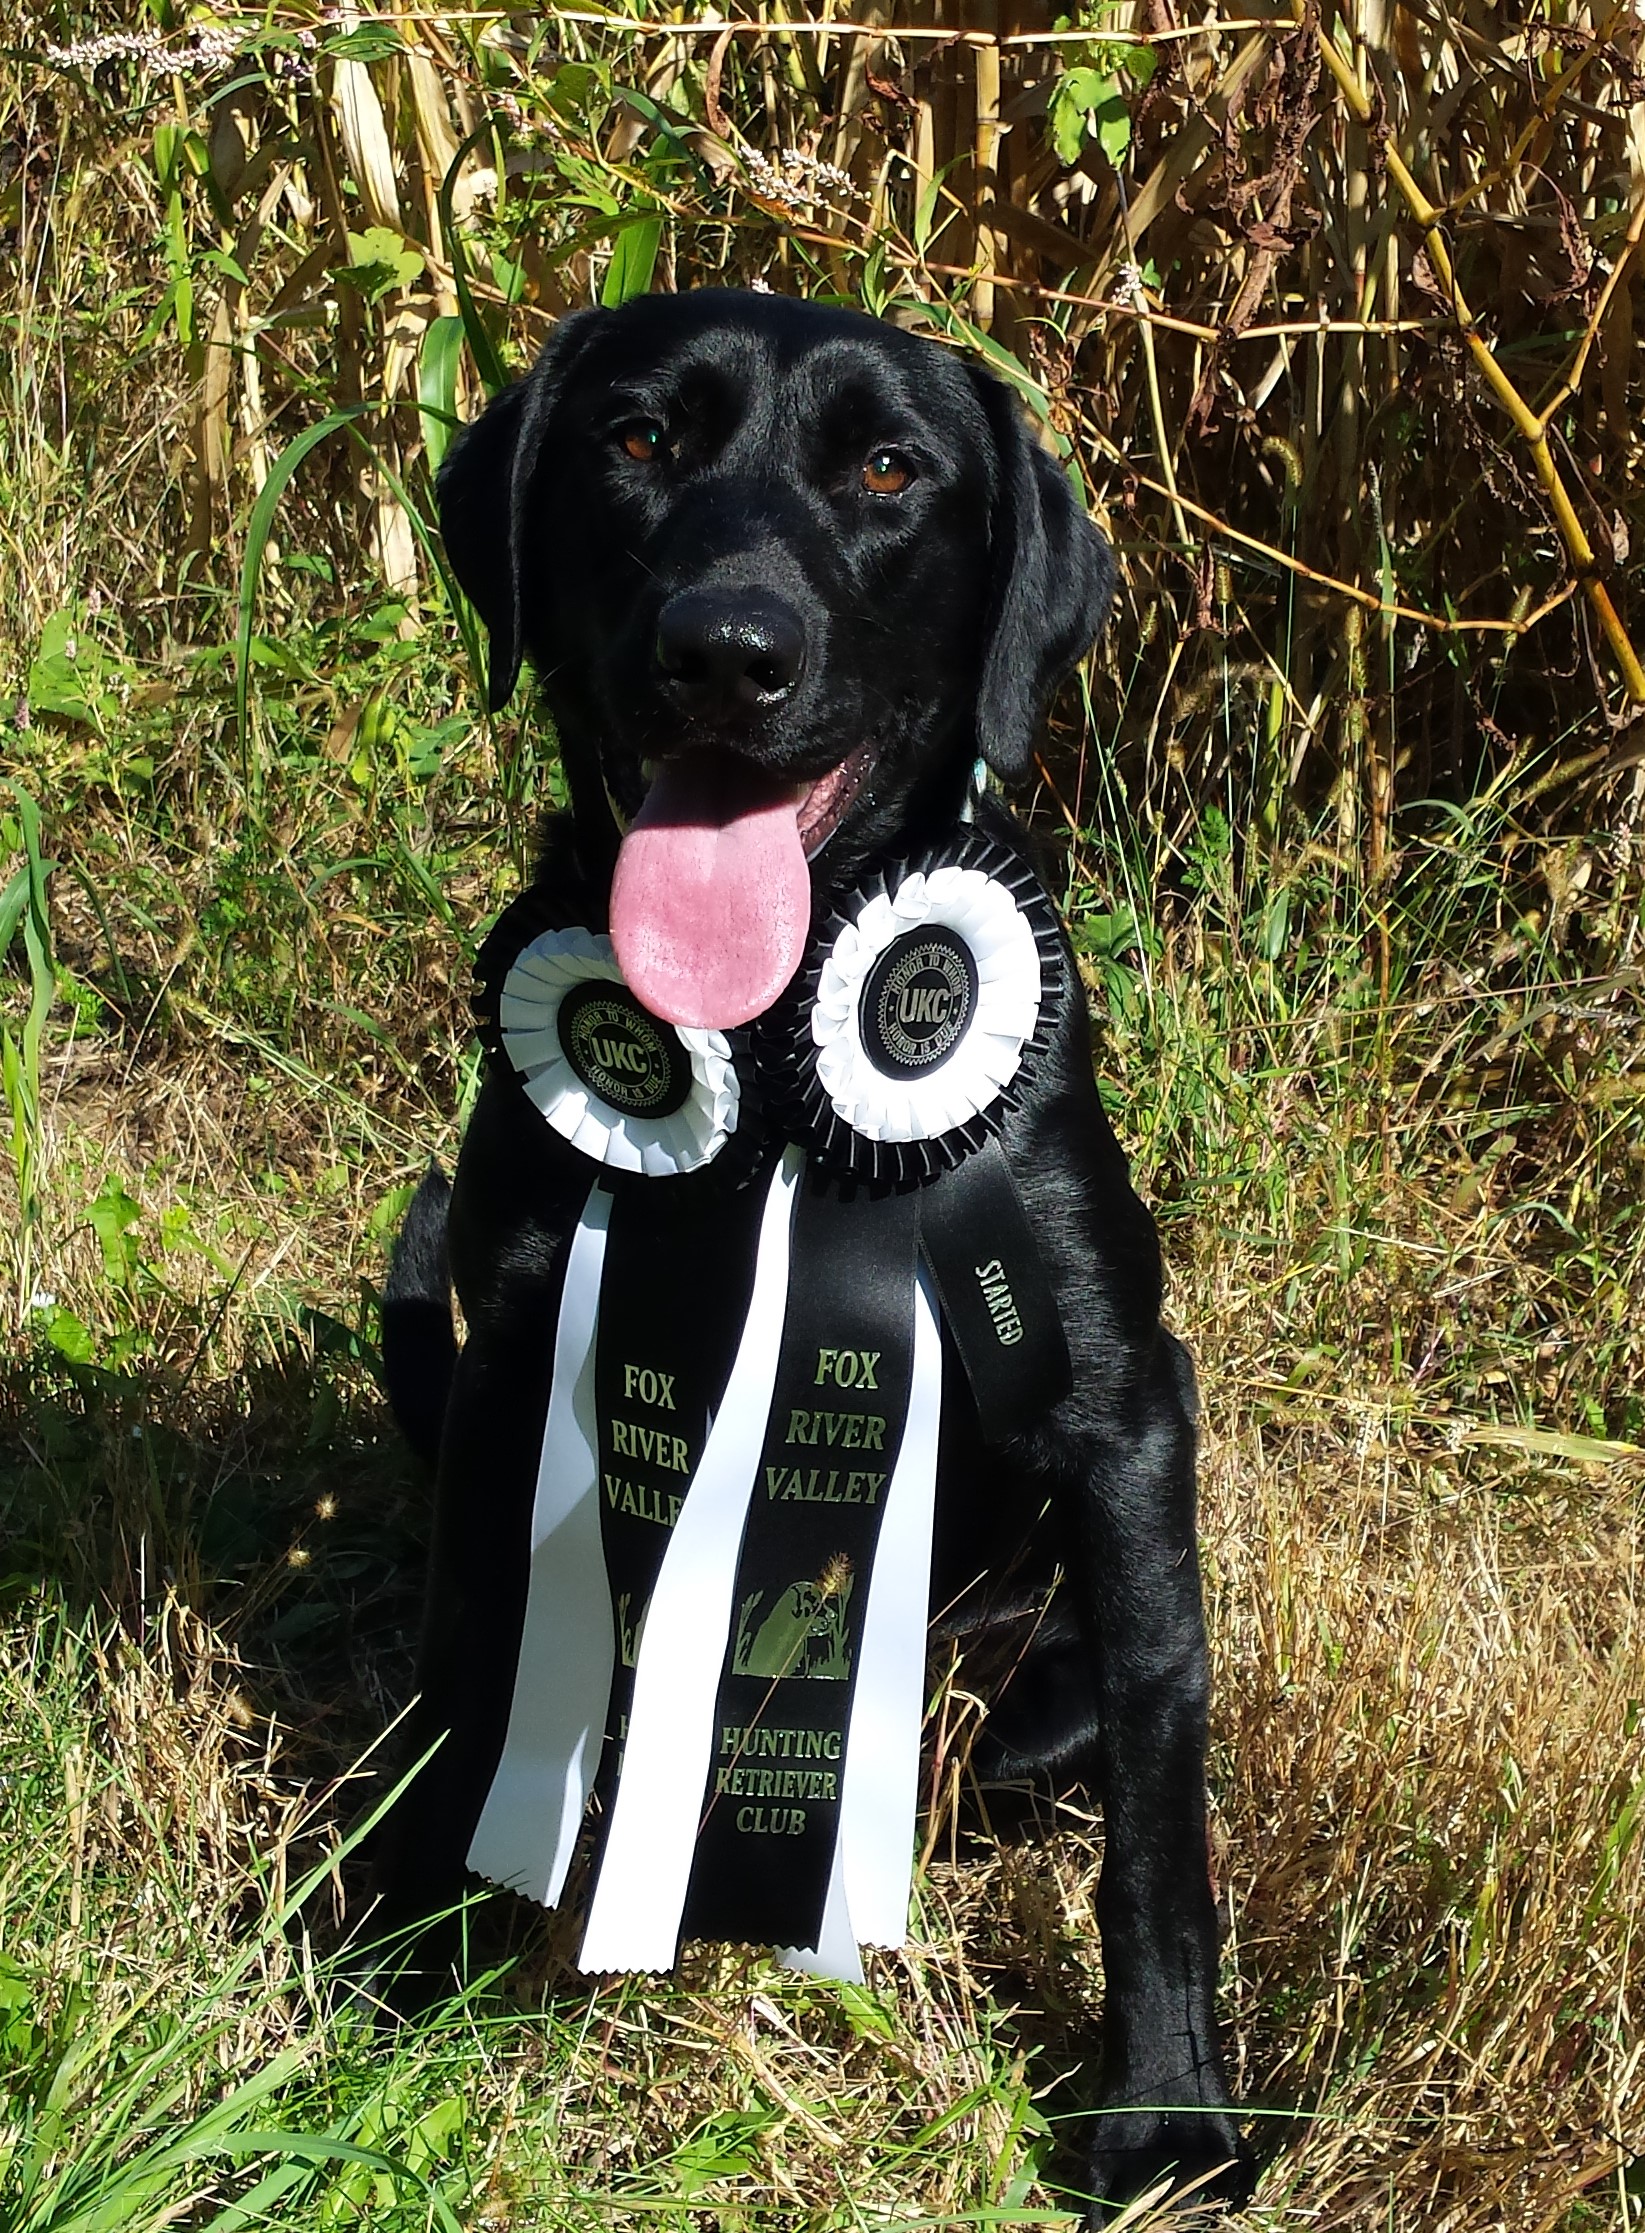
0 788 55 1319
1047 16 1156 168
1048 62 1137 169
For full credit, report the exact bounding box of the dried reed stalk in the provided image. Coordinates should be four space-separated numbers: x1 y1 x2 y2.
1300 0 1645 707
19 0 1645 823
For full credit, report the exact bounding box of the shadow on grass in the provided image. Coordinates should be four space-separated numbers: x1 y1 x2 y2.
0 1319 429 1810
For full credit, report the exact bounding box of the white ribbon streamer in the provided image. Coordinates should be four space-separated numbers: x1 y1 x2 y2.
782 1267 942 1980
467 1183 614 1904
839 1263 942 1948
578 1148 802 1973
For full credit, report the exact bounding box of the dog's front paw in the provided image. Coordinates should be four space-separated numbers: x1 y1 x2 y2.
1085 2105 1255 2223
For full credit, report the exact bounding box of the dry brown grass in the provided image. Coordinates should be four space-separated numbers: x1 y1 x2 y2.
1208 1413 1645 2226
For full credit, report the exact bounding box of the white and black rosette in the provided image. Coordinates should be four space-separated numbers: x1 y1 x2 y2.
476 910 739 1177
759 833 1064 1183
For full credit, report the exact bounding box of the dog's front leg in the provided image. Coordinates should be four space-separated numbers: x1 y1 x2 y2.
1061 1333 1255 2221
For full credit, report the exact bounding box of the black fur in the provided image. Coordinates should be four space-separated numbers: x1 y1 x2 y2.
382 1163 455 1472
373 291 1252 2222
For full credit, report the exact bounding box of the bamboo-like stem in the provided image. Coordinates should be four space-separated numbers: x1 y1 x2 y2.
971 27 1000 329
1440 5 1630 228
911 78 935 272
413 10 1296 41
1302 4 1645 703
1132 276 1192 552
1534 190 1645 433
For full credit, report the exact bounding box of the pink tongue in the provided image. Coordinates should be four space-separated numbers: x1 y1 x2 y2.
609 751 811 1029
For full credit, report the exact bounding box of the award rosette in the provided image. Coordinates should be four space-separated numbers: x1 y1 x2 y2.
760 830 1062 1182
492 924 738 1175
464 825 1072 1982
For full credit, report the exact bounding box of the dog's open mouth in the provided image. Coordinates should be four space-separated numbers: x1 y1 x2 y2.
608 744 874 1032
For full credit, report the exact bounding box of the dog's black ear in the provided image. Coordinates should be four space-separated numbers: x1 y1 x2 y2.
436 380 529 711
970 369 1116 782
437 310 604 712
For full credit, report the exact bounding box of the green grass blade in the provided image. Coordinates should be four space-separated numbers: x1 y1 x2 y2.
435 126 510 398
417 314 466 476
601 215 662 308
234 407 372 783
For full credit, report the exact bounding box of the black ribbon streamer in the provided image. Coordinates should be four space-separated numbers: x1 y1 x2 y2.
680 1173 920 1952
592 1174 766 1785
917 1134 1071 1441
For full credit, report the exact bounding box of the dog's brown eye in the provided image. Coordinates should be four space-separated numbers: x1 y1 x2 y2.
619 421 665 463
863 449 912 495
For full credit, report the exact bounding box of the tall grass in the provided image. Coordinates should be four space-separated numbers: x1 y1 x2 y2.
1 2 1644 2227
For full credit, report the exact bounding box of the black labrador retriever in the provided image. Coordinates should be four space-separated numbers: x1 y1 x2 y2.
373 288 1254 2221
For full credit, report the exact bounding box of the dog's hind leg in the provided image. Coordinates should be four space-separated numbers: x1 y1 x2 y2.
365 1301 556 2011
1060 1332 1255 2222
382 1163 458 1473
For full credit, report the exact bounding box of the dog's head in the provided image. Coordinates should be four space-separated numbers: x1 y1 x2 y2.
439 289 1114 1030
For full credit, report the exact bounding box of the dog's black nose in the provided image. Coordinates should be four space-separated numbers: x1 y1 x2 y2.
654 590 805 719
